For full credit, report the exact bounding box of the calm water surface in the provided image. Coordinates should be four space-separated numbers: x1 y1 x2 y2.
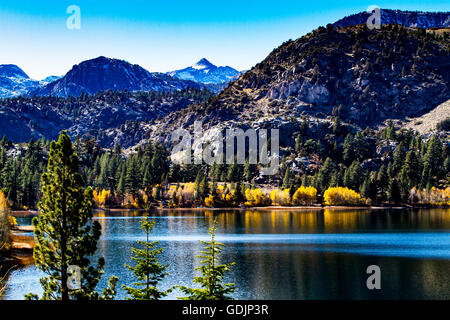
3 208 450 300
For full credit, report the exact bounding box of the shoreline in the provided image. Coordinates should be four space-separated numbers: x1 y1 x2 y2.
10 205 448 216
0 231 35 270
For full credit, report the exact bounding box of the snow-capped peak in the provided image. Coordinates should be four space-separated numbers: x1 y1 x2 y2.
0 64 30 79
168 58 241 85
191 58 215 70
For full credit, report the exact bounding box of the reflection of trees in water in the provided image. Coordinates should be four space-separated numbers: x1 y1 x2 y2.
95 208 450 234
224 245 450 299
87 208 450 299
212 208 450 233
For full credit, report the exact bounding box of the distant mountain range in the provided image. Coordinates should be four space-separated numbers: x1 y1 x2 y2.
0 65 57 98
0 9 449 148
334 8 450 28
0 57 240 98
31 56 208 97
167 58 241 84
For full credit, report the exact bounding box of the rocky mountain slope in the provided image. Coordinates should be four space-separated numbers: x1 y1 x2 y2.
168 58 241 84
403 99 450 134
1 11 449 151
0 65 42 98
31 56 206 97
0 88 213 146
141 23 449 148
334 9 450 28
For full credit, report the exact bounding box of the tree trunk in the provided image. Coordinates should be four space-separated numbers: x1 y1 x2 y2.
61 171 69 300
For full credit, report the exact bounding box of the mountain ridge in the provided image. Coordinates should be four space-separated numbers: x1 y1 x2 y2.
142 23 449 148
0 64 41 98
167 58 241 85
31 56 206 97
334 8 450 28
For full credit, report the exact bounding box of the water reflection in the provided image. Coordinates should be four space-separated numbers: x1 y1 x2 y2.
4 208 450 300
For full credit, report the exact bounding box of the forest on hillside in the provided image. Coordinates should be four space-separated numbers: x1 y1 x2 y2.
0 120 448 210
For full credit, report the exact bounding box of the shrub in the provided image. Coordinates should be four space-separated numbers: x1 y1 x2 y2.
409 187 450 206
270 188 291 206
93 188 111 207
323 187 364 206
292 186 318 205
204 195 215 208
245 188 270 207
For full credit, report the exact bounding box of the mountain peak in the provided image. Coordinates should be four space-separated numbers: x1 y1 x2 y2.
0 64 30 79
168 59 240 85
31 56 202 97
192 58 215 70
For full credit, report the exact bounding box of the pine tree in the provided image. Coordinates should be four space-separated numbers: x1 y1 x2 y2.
282 167 292 188
360 177 372 201
388 179 402 205
234 180 245 205
421 135 443 188
376 164 389 203
123 216 171 300
314 157 335 192
126 156 142 198
392 142 406 174
199 176 210 202
116 164 126 206
227 163 239 182
25 131 117 300
342 134 354 164
177 219 235 300
401 150 421 190
244 160 258 182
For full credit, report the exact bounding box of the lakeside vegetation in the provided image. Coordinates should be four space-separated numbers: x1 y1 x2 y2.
0 121 449 211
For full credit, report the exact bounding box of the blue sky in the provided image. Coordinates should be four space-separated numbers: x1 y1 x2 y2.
0 1 449 79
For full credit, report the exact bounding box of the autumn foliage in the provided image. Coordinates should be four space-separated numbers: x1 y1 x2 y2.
93 188 111 207
245 188 271 207
292 186 317 205
409 187 450 207
323 187 364 206
0 190 10 248
270 188 291 206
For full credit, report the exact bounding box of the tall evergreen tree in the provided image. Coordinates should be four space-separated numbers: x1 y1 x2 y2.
26 131 117 300
401 150 421 190
388 179 402 205
126 156 142 198
376 164 389 202
234 180 245 205
282 167 292 188
421 135 443 188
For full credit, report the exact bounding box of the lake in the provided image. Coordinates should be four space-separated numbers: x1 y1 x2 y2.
3 208 450 300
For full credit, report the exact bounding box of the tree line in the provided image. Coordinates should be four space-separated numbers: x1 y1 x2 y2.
0 120 449 209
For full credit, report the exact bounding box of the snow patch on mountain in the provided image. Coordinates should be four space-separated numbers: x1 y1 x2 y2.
168 58 241 85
